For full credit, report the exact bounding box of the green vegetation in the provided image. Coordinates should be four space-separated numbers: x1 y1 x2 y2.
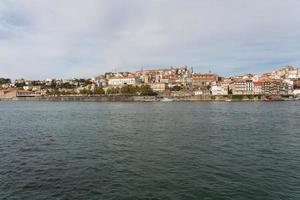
139 85 156 96
106 87 120 94
170 85 187 91
231 95 244 100
58 82 76 89
120 85 139 94
15 82 26 88
171 85 181 91
94 87 105 95
107 85 156 96
79 88 94 95
79 87 105 95
0 78 11 84
72 78 92 87
47 89 62 96
247 95 254 99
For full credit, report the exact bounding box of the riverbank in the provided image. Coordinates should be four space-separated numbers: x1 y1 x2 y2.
0 94 299 102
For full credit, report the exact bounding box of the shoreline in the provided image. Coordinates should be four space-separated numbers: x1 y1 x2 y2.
0 95 299 102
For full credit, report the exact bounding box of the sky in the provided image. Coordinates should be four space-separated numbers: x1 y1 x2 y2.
0 0 300 79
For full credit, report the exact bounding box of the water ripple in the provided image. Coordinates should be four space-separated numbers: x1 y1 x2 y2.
0 101 299 199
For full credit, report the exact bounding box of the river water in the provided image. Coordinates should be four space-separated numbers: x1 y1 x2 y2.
0 101 299 199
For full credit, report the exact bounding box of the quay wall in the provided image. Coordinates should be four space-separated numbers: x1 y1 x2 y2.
0 94 290 102
7 96 158 102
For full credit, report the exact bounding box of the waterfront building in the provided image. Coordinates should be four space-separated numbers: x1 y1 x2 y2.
0 90 40 99
261 80 281 95
0 90 18 98
23 85 33 91
211 84 228 95
94 75 108 87
192 73 218 87
108 76 140 86
231 80 245 95
293 80 300 92
254 82 263 95
231 80 246 95
231 80 254 95
245 80 254 94
293 80 300 96
281 79 294 95
150 83 168 92
139 74 152 84
293 89 300 96
194 89 203 95
292 78 300 96
160 75 182 87
0 83 11 89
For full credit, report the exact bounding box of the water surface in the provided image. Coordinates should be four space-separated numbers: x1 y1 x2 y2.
0 101 300 199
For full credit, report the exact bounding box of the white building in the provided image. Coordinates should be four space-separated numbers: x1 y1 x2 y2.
231 80 253 95
23 85 33 91
282 79 294 95
293 89 300 96
245 80 254 94
211 85 228 95
287 70 298 79
108 77 139 86
150 83 167 92
194 89 203 95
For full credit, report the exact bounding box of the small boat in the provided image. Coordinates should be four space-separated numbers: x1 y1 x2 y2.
283 98 295 101
160 98 174 102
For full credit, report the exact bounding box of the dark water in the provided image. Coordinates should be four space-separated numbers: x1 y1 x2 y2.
0 101 300 200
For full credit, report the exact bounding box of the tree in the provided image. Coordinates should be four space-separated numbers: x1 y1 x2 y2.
50 80 57 89
84 79 93 86
0 78 11 84
140 85 156 96
15 82 26 88
59 82 75 89
47 89 61 96
80 88 91 95
107 87 120 94
94 87 105 95
171 85 181 91
120 85 138 95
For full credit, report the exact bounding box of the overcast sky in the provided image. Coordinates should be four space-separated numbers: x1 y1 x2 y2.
0 0 300 79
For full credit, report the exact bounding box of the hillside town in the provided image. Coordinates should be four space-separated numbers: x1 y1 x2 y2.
1 65 300 100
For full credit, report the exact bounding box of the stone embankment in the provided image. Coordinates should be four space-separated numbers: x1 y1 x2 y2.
0 94 295 102
7 95 158 102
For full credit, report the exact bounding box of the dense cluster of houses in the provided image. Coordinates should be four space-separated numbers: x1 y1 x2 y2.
1 65 300 98
93 65 300 96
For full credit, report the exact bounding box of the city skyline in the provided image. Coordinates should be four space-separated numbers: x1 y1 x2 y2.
1 0 300 79
1 64 299 81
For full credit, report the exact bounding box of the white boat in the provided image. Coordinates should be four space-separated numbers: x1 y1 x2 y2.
160 98 174 102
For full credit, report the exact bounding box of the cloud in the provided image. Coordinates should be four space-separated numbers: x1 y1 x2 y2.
0 0 300 79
